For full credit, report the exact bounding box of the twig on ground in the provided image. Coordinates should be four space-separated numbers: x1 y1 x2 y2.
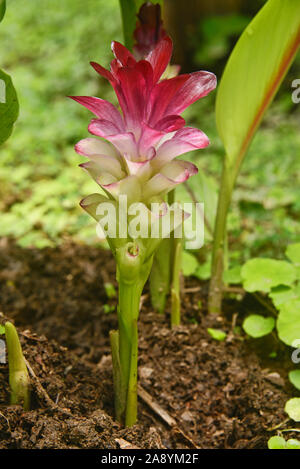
115 438 140 449
24 358 73 417
138 385 201 448
267 418 290 431
183 287 201 293
0 411 11 431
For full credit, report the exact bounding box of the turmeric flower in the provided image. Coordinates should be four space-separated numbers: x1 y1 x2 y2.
70 37 216 209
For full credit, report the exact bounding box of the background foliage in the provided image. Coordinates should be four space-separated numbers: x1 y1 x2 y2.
0 0 299 266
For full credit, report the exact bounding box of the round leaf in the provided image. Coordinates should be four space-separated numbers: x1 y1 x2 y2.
270 285 300 309
0 68 19 145
243 314 275 338
241 258 297 293
286 243 300 265
182 251 198 277
286 439 300 449
285 398 300 422
223 266 242 285
207 328 227 342
268 436 286 449
288 370 300 391
286 243 300 279
277 299 300 346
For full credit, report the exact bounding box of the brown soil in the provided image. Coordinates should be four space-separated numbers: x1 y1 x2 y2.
0 238 298 449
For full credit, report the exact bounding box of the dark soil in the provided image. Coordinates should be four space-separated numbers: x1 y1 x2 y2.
0 238 298 449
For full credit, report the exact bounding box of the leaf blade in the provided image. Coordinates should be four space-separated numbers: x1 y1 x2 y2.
216 0 300 169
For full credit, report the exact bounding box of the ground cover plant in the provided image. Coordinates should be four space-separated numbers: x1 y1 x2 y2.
0 0 300 450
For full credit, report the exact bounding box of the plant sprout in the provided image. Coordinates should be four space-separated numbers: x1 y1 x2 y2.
70 34 216 425
5 321 30 410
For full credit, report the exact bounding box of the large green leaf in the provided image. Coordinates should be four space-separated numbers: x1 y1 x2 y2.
216 0 300 169
277 299 300 346
0 68 19 145
0 0 6 23
241 258 297 293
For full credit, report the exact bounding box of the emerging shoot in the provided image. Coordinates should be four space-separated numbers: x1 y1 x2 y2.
5 321 30 410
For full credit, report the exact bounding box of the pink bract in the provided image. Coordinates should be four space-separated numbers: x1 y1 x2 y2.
71 37 216 204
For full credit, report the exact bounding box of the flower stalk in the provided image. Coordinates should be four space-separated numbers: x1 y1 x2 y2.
71 27 216 425
170 236 182 327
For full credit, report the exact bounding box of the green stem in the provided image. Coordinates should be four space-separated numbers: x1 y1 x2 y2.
125 319 138 427
110 330 126 422
149 238 171 314
171 237 182 327
112 243 152 426
118 278 142 399
208 162 235 314
118 0 136 50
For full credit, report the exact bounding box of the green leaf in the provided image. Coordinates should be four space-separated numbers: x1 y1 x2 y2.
268 435 286 449
0 0 6 23
0 324 5 335
119 0 136 49
241 258 297 293
185 172 218 241
195 258 211 281
277 299 300 346
104 282 117 299
270 285 300 309
286 439 300 450
223 265 242 284
0 68 19 146
286 243 300 265
288 370 300 391
216 0 300 170
207 328 226 342
285 398 300 422
286 243 300 278
182 251 198 277
243 315 275 338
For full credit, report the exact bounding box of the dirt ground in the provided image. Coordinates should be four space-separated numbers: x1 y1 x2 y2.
0 238 298 449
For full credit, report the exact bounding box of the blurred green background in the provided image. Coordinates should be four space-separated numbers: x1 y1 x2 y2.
0 0 299 267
